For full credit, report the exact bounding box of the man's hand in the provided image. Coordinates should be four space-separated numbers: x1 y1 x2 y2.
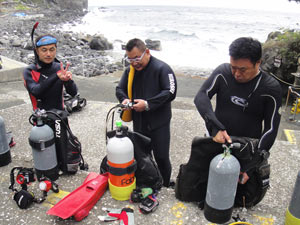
132 99 147 112
213 130 231 143
121 99 130 105
57 62 72 81
121 99 131 110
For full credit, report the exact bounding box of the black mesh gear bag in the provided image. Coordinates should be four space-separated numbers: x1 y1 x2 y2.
175 136 270 208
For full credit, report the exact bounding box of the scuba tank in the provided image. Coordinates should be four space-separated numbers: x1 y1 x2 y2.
28 23 87 175
29 109 59 181
0 116 12 166
107 120 136 200
204 143 241 224
45 109 84 174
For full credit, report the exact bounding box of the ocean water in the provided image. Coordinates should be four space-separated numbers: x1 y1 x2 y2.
62 5 300 72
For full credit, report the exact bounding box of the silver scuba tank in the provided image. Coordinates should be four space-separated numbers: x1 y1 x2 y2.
0 116 12 166
204 143 241 224
29 109 59 181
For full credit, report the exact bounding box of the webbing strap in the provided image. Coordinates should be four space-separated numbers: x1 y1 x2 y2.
28 137 55 150
108 161 137 176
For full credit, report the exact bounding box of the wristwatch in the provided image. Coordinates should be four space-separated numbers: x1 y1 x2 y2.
144 101 150 111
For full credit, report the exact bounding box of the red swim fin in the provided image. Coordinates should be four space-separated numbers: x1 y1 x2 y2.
47 172 108 221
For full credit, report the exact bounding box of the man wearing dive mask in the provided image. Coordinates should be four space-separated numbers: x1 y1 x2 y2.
23 34 78 111
116 38 177 188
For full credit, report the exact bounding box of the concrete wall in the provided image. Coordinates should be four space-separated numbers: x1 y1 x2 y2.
0 56 27 83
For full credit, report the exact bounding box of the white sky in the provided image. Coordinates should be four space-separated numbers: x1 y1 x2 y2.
89 0 300 13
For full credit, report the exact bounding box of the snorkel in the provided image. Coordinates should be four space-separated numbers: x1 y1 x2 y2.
31 22 39 64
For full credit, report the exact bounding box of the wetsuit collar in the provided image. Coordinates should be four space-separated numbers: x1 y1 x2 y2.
255 69 261 77
242 72 262 112
36 59 53 70
144 55 152 70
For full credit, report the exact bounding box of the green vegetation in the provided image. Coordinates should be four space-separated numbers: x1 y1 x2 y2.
278 31 300 69
0 0 31 11
15 2 30 10
263 30 300 76
20 0 44 3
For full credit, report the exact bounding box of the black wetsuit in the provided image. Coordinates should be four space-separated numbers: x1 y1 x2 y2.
116 56 177 186
23 61 77 111
194 63 282 153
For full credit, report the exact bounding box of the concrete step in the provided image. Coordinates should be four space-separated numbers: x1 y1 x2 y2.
0 55 27 83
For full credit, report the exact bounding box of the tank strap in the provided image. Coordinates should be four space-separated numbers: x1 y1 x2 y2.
108 161 137 176
28 137 56 150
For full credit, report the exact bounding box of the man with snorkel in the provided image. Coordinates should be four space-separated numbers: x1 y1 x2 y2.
23 23 77 111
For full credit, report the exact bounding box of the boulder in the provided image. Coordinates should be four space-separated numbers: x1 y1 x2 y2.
11 39 22 47
47 0 88 11
261 30 300 96
0 39 9 45
145 39 162 51
78 33 92 43
23 41 34 50
89 37 113 50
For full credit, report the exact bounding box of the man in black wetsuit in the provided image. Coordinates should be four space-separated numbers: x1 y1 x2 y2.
23 34 77 111
194 37 282 184
116 38 177 187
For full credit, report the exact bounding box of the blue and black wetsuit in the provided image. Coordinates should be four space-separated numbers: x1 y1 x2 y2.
116 56 177 186
23 61 77 111
194 63 282 153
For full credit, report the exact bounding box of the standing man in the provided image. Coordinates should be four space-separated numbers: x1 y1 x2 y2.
116 38 177 187
23 34 77 111
194 37 282 184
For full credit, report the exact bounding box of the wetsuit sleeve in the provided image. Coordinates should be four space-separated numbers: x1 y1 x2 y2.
116 68 130 103
146 67 177 111
23 67 59 98
258 85 282 152
63 80 78 97
194 67 226 136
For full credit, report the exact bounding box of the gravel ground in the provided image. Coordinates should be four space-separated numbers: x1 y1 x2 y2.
0 97 299 224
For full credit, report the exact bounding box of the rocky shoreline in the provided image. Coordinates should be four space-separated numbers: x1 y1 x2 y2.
0 2 125 77
0 2 213 78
